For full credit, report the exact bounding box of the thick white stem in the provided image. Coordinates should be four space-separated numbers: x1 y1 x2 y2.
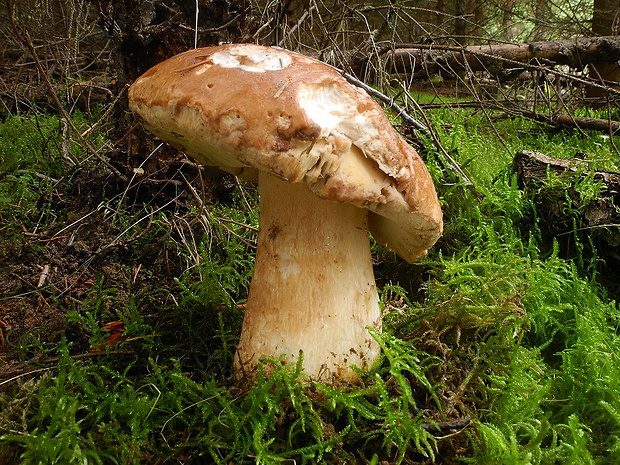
235 172 381 382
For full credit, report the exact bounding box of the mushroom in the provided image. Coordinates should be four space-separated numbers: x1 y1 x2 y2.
128 44 443 383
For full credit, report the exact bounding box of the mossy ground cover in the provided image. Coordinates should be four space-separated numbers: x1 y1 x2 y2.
1 96 619 463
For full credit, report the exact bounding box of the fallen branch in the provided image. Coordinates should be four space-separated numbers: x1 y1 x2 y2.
420 417 471 436
519 111 620 133
420 98 620 133
333 65 478 191
384 36 620 79
333 66 429 134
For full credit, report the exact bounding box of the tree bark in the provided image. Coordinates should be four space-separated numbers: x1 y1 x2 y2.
588 0 620 102
383 36 620 78
502 0 516 41
532 0 552 41
93 0 250 169
454 0 467 45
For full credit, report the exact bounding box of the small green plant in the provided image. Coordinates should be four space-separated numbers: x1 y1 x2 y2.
0 111 109 236
0 329 446 463
4 91 620 463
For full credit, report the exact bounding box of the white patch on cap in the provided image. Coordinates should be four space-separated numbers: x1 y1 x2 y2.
298 83 380 145
298 83 353 132
298 83 393 205
211 47 292 73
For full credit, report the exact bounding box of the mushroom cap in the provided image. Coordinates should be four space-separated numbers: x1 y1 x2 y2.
128 43 442 262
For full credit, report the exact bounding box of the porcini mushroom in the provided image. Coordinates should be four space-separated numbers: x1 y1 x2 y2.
128 44 442 383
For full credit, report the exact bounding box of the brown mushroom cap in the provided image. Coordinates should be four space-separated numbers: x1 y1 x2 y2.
129 43 442 261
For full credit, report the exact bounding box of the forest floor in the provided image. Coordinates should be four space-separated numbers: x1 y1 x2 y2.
3 40 620 463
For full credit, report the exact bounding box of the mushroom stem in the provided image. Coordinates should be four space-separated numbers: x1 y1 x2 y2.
235 172 382 382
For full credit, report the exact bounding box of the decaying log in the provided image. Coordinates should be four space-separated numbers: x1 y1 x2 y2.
514 150 620 193
385 36 620 78
518 112 620 133
513 150 620 260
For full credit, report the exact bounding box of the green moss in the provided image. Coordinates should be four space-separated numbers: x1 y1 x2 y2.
2 96 620 463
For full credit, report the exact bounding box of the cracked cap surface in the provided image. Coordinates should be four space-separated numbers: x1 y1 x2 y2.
128 43 442 262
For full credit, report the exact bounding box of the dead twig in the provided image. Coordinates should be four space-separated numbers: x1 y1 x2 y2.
399 83 478 190
333 66 429 134
0 320 7 352
7 0 126 181
420 417 471 436
37 265 51 288
0 350 137 387
180 173 257 249
80 85 127 139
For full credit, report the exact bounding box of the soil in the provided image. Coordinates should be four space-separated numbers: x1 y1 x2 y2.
0 157 225 381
